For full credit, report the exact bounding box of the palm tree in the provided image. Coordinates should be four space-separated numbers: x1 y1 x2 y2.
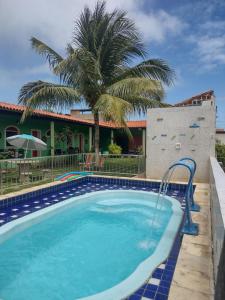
19 1 175 157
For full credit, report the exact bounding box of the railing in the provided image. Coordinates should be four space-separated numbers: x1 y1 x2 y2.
0 153 146 194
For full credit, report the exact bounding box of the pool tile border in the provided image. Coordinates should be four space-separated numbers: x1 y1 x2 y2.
0 176 187 300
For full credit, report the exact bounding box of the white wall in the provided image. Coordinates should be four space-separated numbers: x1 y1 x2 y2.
146 103 216 182
210 157 225 299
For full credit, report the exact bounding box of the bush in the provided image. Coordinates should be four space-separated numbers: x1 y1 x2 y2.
216 144 225 167
108 143 122 155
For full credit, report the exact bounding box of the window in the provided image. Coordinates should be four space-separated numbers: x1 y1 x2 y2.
5 126 19 147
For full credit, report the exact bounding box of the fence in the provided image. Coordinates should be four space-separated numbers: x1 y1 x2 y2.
0 153 146 194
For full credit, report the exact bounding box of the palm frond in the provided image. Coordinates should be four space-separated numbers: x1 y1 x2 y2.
94 94 132 126
123 95 169 115
66 43 74 55
31 37 63 69
114 59 175 86
73 1 145 84
19 0 174 133
107 78 164 100
19 81 80 122
54 48 102 90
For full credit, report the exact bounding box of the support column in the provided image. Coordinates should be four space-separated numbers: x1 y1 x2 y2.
142 128 146 156
50 121 55 156
111 130 114 144
89 127 93 152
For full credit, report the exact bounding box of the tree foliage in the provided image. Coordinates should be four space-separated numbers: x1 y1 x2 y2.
18 1 175 153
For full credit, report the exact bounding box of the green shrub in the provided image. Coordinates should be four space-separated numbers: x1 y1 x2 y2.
216 144 225 167
108 143 122 155
137 145 143 155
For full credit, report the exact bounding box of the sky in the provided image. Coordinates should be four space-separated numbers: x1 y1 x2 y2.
0 0 224 127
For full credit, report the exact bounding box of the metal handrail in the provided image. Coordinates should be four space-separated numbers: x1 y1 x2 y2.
157 158 200 236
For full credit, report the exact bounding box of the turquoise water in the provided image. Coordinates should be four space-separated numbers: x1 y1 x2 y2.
0 191 173 300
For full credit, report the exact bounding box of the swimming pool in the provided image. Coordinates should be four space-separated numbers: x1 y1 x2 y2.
0 188 183 300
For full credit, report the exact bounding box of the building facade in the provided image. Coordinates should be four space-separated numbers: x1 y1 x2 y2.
0 102 145 158
0 90 222 159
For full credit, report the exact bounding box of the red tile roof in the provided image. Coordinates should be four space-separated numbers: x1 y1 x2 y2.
127 120 146 128
174 90 214 107
0 89 216 130
216 128 225 134
0 101 146 128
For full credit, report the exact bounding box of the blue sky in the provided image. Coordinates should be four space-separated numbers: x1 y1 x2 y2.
0 0 224 127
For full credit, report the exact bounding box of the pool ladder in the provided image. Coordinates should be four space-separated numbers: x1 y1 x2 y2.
157 157 200 236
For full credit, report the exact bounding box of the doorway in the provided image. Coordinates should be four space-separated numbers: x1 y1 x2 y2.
77 133 84 153
31 130 41 157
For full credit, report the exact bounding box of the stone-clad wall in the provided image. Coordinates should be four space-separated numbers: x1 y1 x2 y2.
146 102 216 182
210 157 225 300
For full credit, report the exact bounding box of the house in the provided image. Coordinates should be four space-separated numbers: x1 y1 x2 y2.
174 90 215 107
0 90 222 158
0 102 146 158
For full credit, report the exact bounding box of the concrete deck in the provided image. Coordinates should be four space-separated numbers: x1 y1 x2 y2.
168 183 214 300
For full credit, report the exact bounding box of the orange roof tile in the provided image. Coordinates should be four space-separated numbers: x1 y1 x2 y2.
216 128 225 134
0 101 146 128
126 120 146 128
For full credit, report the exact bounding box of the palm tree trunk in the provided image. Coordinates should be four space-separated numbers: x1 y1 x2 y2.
94 112 100 164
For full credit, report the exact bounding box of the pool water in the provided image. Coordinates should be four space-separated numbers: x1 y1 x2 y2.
0 190 182 300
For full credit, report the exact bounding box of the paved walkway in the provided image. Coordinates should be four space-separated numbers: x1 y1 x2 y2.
168 183 214 300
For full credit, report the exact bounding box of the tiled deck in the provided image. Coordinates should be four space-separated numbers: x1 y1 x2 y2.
168 183 214 300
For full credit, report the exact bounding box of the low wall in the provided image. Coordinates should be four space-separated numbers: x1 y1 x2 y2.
210 157 225 300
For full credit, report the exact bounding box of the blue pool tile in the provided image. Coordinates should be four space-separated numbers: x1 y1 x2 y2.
145 284 158 291
155 293 168 300
135 288 145 295
158 286 169 295
152 272 162 280
159 280 171 288
143 289 156 298
0 176 186 300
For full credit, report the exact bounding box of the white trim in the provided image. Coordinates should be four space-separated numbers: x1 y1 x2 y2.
4 125 20 149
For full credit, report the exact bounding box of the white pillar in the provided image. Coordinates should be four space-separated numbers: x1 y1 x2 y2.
142 128 146 156
111 130 114 144
89 127 93 152
50 121 55 156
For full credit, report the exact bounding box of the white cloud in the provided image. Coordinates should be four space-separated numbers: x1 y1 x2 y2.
132 10 186 43
189 35 225 70
0 0 185 52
